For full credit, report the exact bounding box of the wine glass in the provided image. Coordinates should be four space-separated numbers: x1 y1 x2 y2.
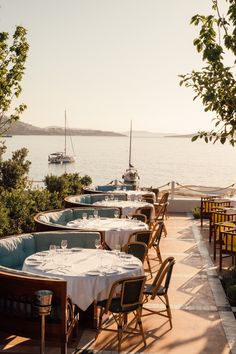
114 244 121 257
114 210 119 218
95 239 101 250
94 209 99 219
82 212 87 220
105 196 109 202
61 240 68 250
110 194 114 201
49 244 56 255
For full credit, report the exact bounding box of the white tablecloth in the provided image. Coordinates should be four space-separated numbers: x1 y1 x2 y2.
23 249 144 311
93 200 155 218
67 218 148 249
109 190 156 202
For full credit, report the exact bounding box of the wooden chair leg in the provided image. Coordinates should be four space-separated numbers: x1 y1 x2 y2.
155 245 162 263
163 224 167 237
136 308 146 346
164 294 172 329
146 254 152 277
118 313 123 352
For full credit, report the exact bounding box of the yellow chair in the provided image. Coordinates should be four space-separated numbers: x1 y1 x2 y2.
219 229 236 271
209 209 236 243
200 196 232 227
213 221 236 260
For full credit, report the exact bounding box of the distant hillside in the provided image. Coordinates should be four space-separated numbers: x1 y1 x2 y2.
164 134 195 138
6 120 125 137
123 130 170 137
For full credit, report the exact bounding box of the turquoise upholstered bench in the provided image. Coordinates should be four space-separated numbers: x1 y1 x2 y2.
64 193 127 208
83 184 135 194
96 184 134 192
0 231 100 270
34 207 121 231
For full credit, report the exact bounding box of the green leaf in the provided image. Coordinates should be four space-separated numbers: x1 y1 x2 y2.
191 135 199 142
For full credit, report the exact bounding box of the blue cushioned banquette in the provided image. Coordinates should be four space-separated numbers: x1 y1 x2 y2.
34 207 121 231
64 193 127 208
0 231 100 270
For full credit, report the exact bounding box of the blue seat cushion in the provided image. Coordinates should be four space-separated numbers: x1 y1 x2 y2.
0 235 36 269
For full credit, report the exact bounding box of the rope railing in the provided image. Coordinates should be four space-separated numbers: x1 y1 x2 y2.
156 182 171 189
29 179 236 199
175 181 235 194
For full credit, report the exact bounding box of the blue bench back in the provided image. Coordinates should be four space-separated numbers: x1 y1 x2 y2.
0 231 101 270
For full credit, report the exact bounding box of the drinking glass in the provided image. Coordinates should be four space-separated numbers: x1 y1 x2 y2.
114 210 119 218
61 240 68 250
95 239 101 250
49 244 56 254
105 196 109 202
110 194 114 201
94 209 99 219
82 212 87 220
114 244 121 256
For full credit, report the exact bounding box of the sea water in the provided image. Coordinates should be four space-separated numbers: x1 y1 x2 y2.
2 135 236 189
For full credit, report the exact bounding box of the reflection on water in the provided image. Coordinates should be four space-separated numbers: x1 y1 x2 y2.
2 135 236 187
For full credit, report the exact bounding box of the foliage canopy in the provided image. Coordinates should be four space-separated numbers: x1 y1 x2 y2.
180 0 236 145
0 26 29 135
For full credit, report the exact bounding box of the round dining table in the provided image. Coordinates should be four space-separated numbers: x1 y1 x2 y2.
22 248 144 311
93 199 155 218
108 189 156 202
67 217 148 249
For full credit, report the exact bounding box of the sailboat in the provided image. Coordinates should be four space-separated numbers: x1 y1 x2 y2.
122 120 140 186
48 110 75 164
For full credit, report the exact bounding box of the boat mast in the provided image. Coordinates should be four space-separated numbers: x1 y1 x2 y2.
64 110 67 156
129 120 132 167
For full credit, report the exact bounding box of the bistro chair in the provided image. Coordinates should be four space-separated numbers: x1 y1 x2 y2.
142 195 155 204
122 241 148 264
149 221 165 264
136 205 153 228
142 257 175 329
200 196 232 227
128 231 152 276
153 202 168 236
96 275 147 352
154 192 169 225
156 192 169 205
212 221 236 260
150 188 159 202
219 229 236 271
131 213 147 223
209 209 236 243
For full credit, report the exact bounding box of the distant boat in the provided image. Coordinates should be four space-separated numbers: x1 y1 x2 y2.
48 110 75 164
122 120 140 186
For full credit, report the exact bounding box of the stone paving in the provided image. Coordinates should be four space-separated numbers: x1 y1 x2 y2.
1 213 236 353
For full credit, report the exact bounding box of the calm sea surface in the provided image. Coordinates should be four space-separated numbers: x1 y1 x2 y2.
2 135 236 188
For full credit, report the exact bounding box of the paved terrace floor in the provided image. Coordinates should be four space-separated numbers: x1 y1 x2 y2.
1 213 236 354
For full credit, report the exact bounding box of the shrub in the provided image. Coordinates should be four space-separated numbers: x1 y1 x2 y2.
0 146 93 236
192 207 200 219
227 284 236 306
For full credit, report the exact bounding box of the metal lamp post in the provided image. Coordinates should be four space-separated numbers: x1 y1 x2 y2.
34 290 53 354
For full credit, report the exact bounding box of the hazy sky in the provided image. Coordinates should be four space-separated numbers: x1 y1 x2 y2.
0 0 227 133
